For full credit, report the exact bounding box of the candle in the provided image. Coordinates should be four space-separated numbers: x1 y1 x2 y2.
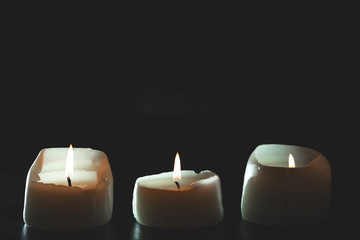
132 153 224 229
241 144 331 225
23 145 113 230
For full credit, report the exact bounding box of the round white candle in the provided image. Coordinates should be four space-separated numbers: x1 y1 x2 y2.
132 168 224 229
23 147 113 231
241 144 331 225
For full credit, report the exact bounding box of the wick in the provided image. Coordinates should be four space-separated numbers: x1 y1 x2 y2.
67 177 72 187
174 181 180 190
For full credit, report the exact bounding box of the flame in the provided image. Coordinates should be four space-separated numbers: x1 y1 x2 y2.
173 152 181 181
288 153 295 168
65 144 74 179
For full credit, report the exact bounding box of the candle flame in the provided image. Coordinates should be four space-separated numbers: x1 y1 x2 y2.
173 152 181 181
65 144 74 179
288 153 295 168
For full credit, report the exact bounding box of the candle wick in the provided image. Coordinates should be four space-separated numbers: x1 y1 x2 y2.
67 177 72 187
174 181 180 190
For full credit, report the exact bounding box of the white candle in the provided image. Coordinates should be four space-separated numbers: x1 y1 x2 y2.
241 144 331 225
23 146 113 230
132 153 224 229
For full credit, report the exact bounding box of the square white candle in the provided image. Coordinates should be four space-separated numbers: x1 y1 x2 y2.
241 144 331 225
23 147 113 230
132 153 224 229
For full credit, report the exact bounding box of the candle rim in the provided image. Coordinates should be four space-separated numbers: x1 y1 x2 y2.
32 147 107 174
135 170 220 189
254 144 326 169
27 147 113 189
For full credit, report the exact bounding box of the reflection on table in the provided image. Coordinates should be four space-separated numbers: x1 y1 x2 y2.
131 221 224 240
21 222 116 240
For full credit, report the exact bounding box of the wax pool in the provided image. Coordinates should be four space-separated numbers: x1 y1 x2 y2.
132 170 224 229
241 144 331 225
23 148 113 231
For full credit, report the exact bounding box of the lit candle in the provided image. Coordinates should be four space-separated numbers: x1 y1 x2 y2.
132 153 224 229
241 144 331 225
23 145 113 230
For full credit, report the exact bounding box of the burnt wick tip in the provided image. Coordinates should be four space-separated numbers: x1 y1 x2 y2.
67 177 72 187
174 181 180 189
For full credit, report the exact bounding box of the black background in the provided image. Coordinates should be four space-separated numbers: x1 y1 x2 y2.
1 4 357 239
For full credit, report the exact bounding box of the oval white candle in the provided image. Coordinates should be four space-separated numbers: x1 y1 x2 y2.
241 144 331 225
132 153 223 229
23 147 113 231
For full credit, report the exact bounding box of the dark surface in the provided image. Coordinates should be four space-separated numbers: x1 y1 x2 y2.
1 6 357 239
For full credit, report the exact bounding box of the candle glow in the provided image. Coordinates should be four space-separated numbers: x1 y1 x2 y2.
173 152 181 181
288 153 295 168
64 144 74 179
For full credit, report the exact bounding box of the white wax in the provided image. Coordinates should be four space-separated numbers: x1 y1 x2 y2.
38 170 97 187
241 144 331 225
23 148 113 231
132 170 224 229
